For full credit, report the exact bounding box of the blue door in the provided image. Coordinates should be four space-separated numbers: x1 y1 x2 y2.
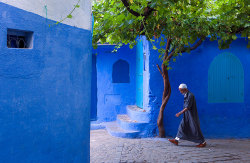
136 40 143 108
208 53 244 103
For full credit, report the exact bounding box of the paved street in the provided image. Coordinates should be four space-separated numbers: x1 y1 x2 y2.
90 129 250 163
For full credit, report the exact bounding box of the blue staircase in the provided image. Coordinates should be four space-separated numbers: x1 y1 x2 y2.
106 105 155 138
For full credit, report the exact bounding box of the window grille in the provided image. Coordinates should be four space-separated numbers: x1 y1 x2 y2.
7 29 33 49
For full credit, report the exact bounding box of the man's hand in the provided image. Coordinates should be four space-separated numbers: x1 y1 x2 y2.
175 113 181 117
176 108 188 117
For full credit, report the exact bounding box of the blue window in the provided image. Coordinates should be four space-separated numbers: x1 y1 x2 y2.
208 53 244 103
112 59 130 83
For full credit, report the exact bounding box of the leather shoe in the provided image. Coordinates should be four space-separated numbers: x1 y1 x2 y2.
168 139 178 146
196 142 206 148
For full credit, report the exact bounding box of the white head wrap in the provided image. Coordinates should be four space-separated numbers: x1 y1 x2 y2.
179 83 187 89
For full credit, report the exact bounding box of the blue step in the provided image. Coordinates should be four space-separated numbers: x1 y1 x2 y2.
106 122 140 138
117 114 148 131
127 105 151 122
90 121 106 130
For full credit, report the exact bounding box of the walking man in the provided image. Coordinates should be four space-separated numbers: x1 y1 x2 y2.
168 83 206 147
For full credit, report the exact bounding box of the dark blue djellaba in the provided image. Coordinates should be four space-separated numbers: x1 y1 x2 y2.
176 91 205 143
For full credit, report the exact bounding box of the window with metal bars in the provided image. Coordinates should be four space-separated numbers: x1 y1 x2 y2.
7 29 33 49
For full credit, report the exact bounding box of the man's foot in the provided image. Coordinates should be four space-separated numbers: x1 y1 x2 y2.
196 142 206 148
168 139 178 146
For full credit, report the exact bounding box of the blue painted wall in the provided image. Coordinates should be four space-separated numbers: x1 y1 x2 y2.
91 54 97 120
146 37 250 138
0 3 91 162
93 45 136 122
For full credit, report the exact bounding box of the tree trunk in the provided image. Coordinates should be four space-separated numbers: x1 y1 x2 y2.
156 37 203 137
156 38 172 138
157 64 171 138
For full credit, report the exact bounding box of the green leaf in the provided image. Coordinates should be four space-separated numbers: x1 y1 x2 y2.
67 14 73 18
167 66 172 70
129 44 134 49
232 35 237 40
75 5 80 8
153 46 157 50
241 32 247 37
93 44 98 49
128 19 133 25
244 23 250 28
247 42 250 49
160 41 166 47
163 60 168 65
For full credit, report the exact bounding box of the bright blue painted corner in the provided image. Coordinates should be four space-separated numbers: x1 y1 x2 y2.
91 54 97 120
92 40 157 138
0 3 91 162
136 39 144 108
93 45 136 122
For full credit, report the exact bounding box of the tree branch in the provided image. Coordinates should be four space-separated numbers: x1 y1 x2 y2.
183 38 204 52
164 38 171 56
121 0 140 17
163 90 171 104
121 0 155 34
167 38 204 60
161 64 171 102
229 26 247 34
143 6 155 17
157 64 163 76
165 65 171 95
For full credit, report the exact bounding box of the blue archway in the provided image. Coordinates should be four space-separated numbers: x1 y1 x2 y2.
112 59 130 83
208 53 244 103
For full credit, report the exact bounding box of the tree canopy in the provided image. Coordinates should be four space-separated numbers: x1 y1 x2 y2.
93 0 249 59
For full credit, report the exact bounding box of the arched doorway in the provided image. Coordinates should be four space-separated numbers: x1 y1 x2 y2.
208 53 244 103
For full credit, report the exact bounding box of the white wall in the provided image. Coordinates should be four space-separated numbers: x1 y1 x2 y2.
0 0 92 30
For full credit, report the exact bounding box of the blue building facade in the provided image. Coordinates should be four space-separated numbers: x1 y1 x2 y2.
145 37 250 138
92 45 136 122
93 36 249 139
0 1 92 162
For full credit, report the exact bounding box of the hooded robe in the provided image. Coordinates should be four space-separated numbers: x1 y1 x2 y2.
176 91 205 143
